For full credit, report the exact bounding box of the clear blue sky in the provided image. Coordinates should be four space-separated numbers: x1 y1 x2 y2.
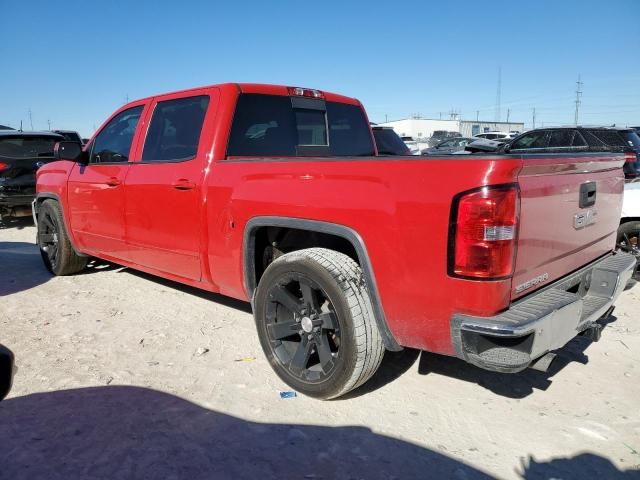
1 0 639 136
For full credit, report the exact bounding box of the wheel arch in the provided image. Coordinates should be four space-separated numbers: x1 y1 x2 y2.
33 192 86 256
243 216 401 351
620 217 640 225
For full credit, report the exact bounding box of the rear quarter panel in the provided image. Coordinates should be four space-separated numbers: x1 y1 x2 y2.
206 156 522 355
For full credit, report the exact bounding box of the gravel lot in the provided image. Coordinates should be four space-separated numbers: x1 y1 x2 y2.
1 218 639 479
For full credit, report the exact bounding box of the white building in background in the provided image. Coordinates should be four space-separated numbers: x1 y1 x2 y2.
378 117 525 139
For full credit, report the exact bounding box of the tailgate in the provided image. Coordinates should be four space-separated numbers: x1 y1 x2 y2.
512 153 625 300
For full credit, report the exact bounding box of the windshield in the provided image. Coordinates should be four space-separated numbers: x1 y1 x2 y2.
373 129 411 155
0 136 59 158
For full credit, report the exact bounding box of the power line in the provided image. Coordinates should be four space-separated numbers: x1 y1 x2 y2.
574 74 583 125
495 66 502 122
532 108 536 129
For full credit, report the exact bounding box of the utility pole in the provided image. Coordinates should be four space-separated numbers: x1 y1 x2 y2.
574 74 583 125
47 119 51 130
28 108 34 130
495 66 502 122
506 109 510 123
476 110 479 121
532 108 536 129
439 112 442 120
385 114 388 123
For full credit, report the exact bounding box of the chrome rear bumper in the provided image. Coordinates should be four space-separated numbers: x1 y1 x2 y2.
451 252 637 373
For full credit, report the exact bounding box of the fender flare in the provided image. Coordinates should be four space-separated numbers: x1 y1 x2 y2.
243 216 402 351
33 193 86 257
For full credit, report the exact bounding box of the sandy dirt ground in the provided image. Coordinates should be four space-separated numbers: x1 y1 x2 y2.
1 218 639 479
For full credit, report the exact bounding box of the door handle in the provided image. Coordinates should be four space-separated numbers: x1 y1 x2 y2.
106 177 121 187
172 179 195 191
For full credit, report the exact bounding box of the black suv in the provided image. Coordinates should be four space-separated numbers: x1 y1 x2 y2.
503 127 639 179
0 130 64 217
371 126 411 155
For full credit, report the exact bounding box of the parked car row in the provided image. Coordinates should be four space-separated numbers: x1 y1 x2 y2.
29 82 636 399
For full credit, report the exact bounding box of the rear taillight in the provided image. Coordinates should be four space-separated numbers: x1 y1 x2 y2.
0 162 8 171
449 185 520 279
287 86 324 99
624 151 637 163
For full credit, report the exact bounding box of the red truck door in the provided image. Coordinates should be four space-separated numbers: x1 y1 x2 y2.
123 90 215 281
67 104 146 259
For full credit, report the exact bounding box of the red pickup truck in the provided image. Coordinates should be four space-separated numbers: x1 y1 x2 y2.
34 83 636 399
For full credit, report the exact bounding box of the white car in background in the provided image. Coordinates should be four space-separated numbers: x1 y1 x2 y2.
474 131 517 141
619 180 640 277
400 136 422 155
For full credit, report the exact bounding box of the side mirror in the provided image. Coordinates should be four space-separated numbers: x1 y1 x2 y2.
54 141 88 164
0 344 14 401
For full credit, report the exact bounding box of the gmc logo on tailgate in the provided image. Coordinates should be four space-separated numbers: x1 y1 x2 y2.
574 209 597 229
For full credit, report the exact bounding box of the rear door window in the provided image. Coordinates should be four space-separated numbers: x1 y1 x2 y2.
510 130 549 150
142 96 209 162
227 94 375 157
548 130 574 148
572 131 587 147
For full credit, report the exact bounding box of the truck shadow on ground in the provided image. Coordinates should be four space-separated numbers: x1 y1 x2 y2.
0 241 51 296
0 243 122 297
123 268 253 314
417 315 619 399
0 216 33 230
0 386 633 480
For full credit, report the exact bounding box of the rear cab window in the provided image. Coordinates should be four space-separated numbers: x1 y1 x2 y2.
226 94 374 157
373 128 411 155
0 136 59 158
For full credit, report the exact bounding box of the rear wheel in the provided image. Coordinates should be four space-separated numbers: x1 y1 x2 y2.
254 248 384 399
37 200 88 275
618 221 640 278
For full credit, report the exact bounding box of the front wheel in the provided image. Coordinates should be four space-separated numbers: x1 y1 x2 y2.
254 248 384 399
37 199 88 276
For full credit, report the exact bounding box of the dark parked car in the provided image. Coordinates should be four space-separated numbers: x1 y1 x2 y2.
618 128 640 177
372 126 411 155
0 344 14 401
427 130 461 147
421 137 475 155
0 130 64 217
52 129 83 144
500 127 638 179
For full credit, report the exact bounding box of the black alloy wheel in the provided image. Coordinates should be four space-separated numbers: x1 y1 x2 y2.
264 273 341 383
38 208 60 271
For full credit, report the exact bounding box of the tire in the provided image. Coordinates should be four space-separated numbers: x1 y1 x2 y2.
254 247 384 399
37 199 88 276
618 221 640 278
